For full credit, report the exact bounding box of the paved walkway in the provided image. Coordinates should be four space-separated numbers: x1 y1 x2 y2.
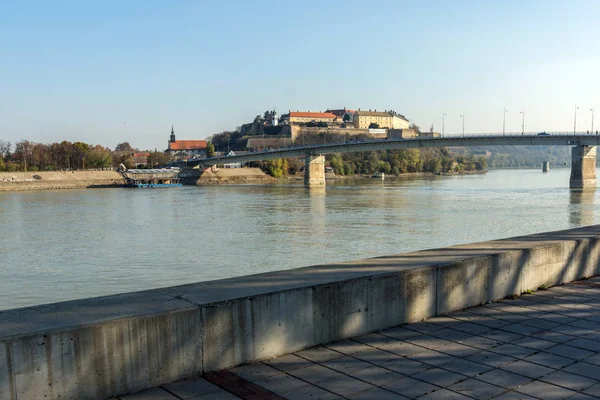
113 277 600 399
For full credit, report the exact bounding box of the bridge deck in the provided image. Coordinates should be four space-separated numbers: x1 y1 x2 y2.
185 134 600 167
117 277 600 399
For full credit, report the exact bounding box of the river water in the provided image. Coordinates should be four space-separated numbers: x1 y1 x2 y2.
0 168 597 311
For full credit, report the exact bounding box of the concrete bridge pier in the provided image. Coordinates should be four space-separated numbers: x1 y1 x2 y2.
570 146 597 189
304 154 326 187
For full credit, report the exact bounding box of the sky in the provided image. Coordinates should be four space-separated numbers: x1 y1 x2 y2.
1 0 600 150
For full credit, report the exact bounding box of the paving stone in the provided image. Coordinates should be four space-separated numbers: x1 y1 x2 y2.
441 358 493 377
120 388 179 400
545 344 595 360
380 357 432 376
317 375 375 397
348 387 408 399
323 355 373 374
408 349 457 367
565 394 598 400
459 335 501 350
352 366 405 386
264 353 312 372
325 340 372 355
382 376 439 398
415 388 472 399
567 319 600 330
448 378 506 399
430 328 472 342
583 382 600 397
381 340 432 357
523 352 573 369
283 385 344 400
493 313 530 323
296 346 344 362
476 369 531 390
253 373 310 395
520 318 560 330
489 344 536 359
353 347 400 365
501 323 544 336
162 377 222 398
228 363 282 382
537 313 577 325
412 367 467 387
550 325 595 338
379 326 422 341
564 337 600 352
353 333 396 347
466 350 516 368
540 370 598 391
515 380 576 399
436 341 482 358
563 361 600 380
581 353 600 366
500 360 555 379
511 336 556 350
405 321 445 334
289 363 346 384
492 391 537 399
480 330 523 344
451 322 491 335
189 390 240 400
426 316 462 328
405 335 452 351
471 317 512 329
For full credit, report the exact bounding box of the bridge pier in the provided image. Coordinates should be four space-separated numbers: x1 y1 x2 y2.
570 146 597 189
304 154 325 187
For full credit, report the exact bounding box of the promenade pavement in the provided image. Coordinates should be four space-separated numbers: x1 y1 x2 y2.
113 277 600 400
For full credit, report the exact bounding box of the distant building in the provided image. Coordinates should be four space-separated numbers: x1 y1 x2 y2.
223 151 243 168
326 108 356 123
286 112 337 124
132 152 150 167
353 110 410 130
166 126 207 160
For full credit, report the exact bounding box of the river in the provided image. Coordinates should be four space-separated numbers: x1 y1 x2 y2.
0 168 597 311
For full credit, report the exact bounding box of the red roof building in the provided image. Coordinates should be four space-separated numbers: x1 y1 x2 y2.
166 126 207 159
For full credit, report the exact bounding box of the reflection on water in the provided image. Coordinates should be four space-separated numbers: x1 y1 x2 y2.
0 168 599 310
569 189 596 226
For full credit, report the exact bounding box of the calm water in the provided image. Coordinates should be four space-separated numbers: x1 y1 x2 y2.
0 169 598 311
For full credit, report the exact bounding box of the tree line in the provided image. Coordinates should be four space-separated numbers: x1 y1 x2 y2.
0 140 169 172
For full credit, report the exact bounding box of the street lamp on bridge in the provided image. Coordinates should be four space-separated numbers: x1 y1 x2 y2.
502 108 508 136
520 110 525 135
591 107 595 134
442 112 447 137
574 105 580 134
460 114 465 137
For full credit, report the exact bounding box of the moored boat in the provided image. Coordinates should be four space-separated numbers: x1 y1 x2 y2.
119 168 182 188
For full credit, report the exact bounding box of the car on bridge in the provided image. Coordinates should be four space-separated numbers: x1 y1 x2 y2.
537 132 550 136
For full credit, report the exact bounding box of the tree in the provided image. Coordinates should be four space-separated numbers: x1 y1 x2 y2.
115 142 134 152
343 114 351 122
87 145 112 169
263 158 288 178
369 123 380 129
206 141 215 157
410 123 422 134
147 151 171 168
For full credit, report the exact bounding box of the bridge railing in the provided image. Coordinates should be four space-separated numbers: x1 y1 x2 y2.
186 132 600 164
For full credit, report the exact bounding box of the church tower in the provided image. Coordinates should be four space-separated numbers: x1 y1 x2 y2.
272 109 278 126
169 125 176 143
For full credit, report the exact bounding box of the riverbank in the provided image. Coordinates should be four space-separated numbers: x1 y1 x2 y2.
0 171 123 192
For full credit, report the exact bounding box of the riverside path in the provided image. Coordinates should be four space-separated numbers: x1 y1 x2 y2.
117 277 600 400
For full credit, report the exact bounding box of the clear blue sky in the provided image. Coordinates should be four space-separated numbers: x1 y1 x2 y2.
1 0 599 150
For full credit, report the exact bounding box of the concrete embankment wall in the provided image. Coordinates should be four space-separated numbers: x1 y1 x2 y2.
2 226 600 399
0 171 123 191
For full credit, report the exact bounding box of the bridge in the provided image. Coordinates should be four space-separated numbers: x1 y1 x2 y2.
183 133 600 188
